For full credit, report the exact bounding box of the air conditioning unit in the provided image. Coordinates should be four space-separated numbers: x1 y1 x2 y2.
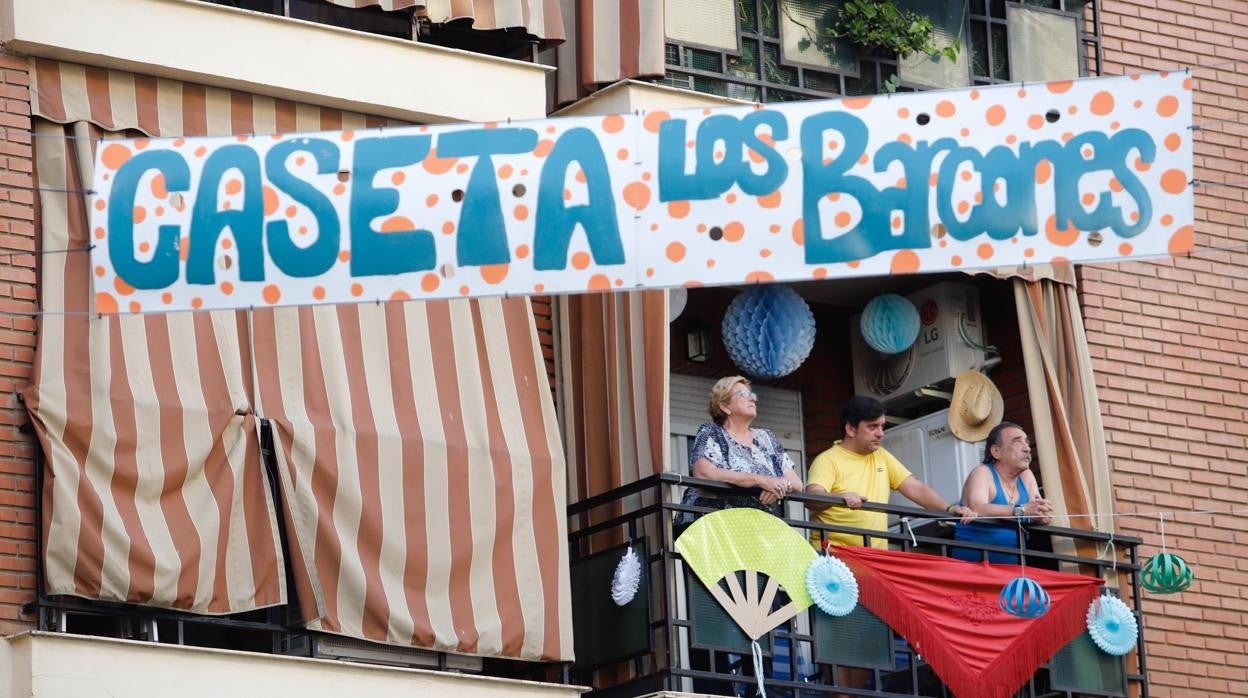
850 282 985 405
882 407 984 528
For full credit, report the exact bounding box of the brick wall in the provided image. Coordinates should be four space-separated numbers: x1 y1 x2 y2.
0 53 37 635
1083 2 1248 695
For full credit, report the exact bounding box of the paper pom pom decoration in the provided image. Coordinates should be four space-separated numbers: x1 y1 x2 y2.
611 546 642 606
721 286 816 379
1086 595 1138 656
806 555 859 617
860 294 921 355
999 576 1051 619
1140 552 1193 594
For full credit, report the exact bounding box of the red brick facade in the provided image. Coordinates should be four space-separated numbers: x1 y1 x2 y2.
0 53 37 635
1085 1 1248 695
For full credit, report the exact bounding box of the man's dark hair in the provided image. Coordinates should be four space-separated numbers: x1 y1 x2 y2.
841 396 886 434
982 421 1025 464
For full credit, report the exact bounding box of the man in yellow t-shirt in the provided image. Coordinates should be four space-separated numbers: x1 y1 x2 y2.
806 396 977 550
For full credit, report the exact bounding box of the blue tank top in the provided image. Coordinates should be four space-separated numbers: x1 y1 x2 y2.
952 465 1029 563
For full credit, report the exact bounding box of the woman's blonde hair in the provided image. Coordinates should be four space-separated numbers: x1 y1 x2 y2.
708 375 751 424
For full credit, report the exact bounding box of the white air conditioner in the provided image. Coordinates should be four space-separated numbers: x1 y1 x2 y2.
882 407 984 528
850 282 985 405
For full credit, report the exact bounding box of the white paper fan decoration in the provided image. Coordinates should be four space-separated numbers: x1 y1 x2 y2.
611 546 642 606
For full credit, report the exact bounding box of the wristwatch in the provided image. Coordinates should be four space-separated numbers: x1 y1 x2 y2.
1013 505 1026 518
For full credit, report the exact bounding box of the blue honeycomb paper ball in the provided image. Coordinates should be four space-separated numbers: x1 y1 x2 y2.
721 286 816 379
860 294 920 355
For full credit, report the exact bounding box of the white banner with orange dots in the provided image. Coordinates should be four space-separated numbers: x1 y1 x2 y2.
89 72 1192 314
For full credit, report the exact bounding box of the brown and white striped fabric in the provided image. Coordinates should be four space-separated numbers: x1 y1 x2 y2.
556 0 668 104
317 0 566 40
251 299 571 658
25 58 573 660
560 291 669 507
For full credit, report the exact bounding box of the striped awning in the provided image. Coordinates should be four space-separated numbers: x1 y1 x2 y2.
556 0 667 103
317 0 566 41
25 58 572 660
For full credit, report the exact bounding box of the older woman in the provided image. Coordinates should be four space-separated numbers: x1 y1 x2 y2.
677 376 803 524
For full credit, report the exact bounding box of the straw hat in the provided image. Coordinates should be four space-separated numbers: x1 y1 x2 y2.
948 370 1004 442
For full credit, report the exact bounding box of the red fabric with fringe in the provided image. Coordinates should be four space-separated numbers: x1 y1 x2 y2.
832 546 1103 698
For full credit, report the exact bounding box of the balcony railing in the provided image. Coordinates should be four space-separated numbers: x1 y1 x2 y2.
567 472 1148 697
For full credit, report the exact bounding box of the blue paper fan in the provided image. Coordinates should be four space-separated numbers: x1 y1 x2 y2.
806 555 859 617
1086 595 1138 656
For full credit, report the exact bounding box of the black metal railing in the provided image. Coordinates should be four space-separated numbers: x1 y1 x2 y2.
567 472 1148 698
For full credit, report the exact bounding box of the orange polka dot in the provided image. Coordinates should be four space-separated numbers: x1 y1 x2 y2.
442 221 455 235
390 291 410 302
746 271 774 283
133 206 147 224
382 216 414 233
891 250 920 274
960 128 970 137
218 281 234 296
351 283 364 297
602 115 626 133
312 286 326 300
666 242 686 262
481 263 509 284
333 183 346 196
1035 160 1052 185
338 250 351 262
986 105 1007 126
857 154 869 165
1164 133 1182 152
1161 214 1174 226
615 148 629 161
1160 169 1188 194
511 204 529 221
623 181 651 210
667 200 690 219
791 220 804 245
263 185 279 216
190 297 204 310
421 273 440 292
1118 243 1132 256
842 97 872 109
706 259 716 268
92 227 105 240
101 143 132 170
726 193 737 204
515 244 530 259
891 215 903 230
587 274 611 291
139 242 151 254
1156 95 1179 118
1028 114 1044 130
498 164 513 180
1045 215 1079 247
960 170 973 182
180 237 189 261
455 163 469 174
846 260 860 269
426 193 439 207
96 292 120 314
1047 80 1073 94
173 138 186 148
1168 225 1194 256
94 199 107 211
423 150 458 174
1090 91 1115 116
957 201 970 215
1109 178 1123 193
224 179 242 196
1006 134 1017 145
194 146 207 158
295 156 306 167
898 133 913 145
697 223 707 233
1024 248 1035 258
951 255 962 267
391 171 406 186
760 248 772 258
897 107 910 118
149 174 168 199
284 205 297 218
1134 157 1150 172
572 251 591 270
834 211 852 228
758 191 781 209
935 100 956 118
262 285 281 305
970 90 980 100
813 267 827 279
644 111 671 133
723 221 745 242
1082 193 1095 206
533 140 555 158
976 243 994 260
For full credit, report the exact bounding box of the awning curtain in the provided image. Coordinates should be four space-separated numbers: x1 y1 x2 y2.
555 0 667 103
316 0 567 42
24 58 573 661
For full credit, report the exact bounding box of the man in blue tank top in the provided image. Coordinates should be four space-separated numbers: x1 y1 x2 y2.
952 421 1054 563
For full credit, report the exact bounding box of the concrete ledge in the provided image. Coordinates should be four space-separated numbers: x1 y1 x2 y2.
1 631 585 698
0 0 551 123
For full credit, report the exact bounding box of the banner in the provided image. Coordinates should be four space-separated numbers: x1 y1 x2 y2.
88 73 1193 314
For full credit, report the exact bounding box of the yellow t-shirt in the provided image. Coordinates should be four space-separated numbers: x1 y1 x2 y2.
807 442 913 550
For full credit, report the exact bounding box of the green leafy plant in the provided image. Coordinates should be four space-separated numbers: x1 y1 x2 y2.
787 0 960 64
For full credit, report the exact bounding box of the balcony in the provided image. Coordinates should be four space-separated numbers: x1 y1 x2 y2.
567 473 1148 697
